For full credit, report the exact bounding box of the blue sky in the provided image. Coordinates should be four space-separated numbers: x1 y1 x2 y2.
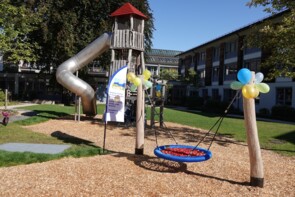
148 0 270 51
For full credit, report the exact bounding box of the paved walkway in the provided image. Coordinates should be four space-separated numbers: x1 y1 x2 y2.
0 102 38 122
0 102 38 110
0 143 71 154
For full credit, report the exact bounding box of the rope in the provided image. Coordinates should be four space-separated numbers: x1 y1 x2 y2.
192 90 241 152
146 87 240 153
145 89 178 147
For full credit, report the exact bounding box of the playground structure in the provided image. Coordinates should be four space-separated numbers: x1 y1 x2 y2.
149 78 166 128
56 3 147 154
56 3 267 187
56 33 111 116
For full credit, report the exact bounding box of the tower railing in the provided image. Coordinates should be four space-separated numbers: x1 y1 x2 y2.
111 30 144 51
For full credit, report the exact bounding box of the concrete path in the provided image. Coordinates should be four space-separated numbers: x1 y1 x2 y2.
0 102 39 122
0 143 71 154
0 102 38 110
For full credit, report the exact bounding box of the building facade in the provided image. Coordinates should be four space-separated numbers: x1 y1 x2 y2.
0 49 180 103
145 49 182 75
177 11 294 112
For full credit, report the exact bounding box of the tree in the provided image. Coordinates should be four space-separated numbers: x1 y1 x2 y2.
31 0 153 71
246 0 295 79
185 68 200 87
0 0 42 65
2 0 154 73
159 69 178 81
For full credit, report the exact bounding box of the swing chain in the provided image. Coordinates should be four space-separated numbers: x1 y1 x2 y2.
192 90 241 152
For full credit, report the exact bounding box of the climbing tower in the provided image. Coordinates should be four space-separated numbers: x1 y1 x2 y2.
110 3 147 154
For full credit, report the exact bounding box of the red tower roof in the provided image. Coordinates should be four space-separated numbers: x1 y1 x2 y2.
110 2 148 19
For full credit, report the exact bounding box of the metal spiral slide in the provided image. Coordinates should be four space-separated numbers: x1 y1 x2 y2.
56 33 111 116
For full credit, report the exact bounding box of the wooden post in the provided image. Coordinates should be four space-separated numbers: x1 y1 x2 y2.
243 72 264 187
135 75 144 155
159 82 166 128
74 71 81 122
150 80 155 128
78 97 81 122
4 89 8 110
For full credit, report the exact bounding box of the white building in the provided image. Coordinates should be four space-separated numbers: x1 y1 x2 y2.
177 10 294 113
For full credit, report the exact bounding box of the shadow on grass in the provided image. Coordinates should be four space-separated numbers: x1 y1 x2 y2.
51 131 97 147
111 151 249 186
275 130 295 145
20 110 69 119
18 109 102 125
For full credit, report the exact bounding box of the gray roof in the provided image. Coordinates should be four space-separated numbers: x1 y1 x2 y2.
145 49 182 65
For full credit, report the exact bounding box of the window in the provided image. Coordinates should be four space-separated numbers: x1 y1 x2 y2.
276 87 292 105
212 89 220 101
117 16 130 30
224 63 237 81
202 89 208 98
244 47 260 54
189 90 198 97
225 41 237 59
212 67 219 82
197 69 206 80
223 89 236 102
213 47 220 61
199 52 206 65
244 59 261 72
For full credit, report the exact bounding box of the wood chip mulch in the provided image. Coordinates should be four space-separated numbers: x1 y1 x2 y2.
0 115 294 197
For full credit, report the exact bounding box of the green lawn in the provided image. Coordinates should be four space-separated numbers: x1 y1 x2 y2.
0 104 294 167
159 107 295 156
0 104 109 167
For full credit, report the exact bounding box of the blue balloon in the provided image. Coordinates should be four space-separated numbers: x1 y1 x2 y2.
237 68 251 84
156 85 161 91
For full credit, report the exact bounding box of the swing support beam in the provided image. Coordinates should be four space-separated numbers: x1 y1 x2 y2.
243 72 264 187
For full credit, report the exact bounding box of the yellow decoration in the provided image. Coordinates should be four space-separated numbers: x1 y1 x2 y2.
143 69 151 80
242 84 259 99
133 77 141 86
127 72 136 82
156 91 161 97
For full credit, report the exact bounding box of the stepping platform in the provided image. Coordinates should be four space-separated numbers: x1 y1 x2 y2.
0 143 71 154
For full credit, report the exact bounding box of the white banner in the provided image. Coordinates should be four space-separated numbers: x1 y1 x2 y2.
105 65 127 122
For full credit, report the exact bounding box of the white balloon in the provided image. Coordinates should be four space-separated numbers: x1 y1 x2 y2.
255 72 264 83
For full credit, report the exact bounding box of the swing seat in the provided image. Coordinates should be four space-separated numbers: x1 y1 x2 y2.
154 144 212 163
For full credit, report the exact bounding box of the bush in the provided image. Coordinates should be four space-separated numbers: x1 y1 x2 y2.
186 96 204 110
203 99 232 114
271 105 295 121
258 108 270 116
0 89 5 102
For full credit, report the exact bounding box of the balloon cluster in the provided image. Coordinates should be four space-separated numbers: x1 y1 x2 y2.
230 68 270 99
155 84 162 97
126 69 153 91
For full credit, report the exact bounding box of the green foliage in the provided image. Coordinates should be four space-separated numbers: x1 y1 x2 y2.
0 0 42 63
1 0 154 74
246 0 295 79
184 68 199 86
28 0 154 71
0 89 5 102
160 69 178 80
